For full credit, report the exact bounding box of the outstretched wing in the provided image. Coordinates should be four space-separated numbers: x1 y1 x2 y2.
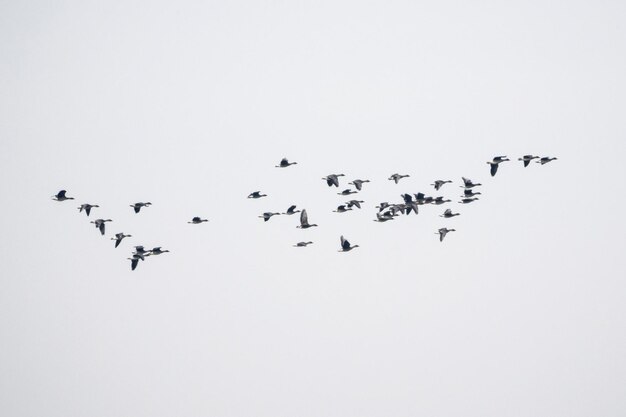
99 222 105 235
287 205 296 213
85 206 91 216
490 163 498 177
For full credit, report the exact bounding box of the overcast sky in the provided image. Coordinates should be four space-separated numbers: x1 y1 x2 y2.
1 0 626 416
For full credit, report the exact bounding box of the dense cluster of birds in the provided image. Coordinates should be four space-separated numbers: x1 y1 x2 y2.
53 155 557 270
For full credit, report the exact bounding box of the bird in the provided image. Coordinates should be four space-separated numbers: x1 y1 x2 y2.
297 209 318 229
518 155 539 167
345 200 364 209
388 173 410 184
348 179 370 191
148 247 170 255
333 205 352 213
188 216 208 224
431 197 451 205
111 232 131 248
52 190 74 201
431 180 452 191
537 156 558 165
247 191 267 199
461 177 482 188
374 212 395 222
487 156 510 176
322 174 345 187
259 212 280 222
462 189 481 198
130 202 151 213
275 157 297 168
294 241 313 247
337 189 357 196
282 205 301 215
404 201 419 215
436 227 456 242
459 197 479 204
401 193 413 204
376 202 390 212
127 254 143 271
90 219 112 235
440 208 460 218
339 235 359 252
77 203 99 216
133 246 150 260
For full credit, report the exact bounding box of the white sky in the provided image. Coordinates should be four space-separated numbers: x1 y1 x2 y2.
1 1 626 416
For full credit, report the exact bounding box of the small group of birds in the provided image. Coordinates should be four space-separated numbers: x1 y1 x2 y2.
52 190 202 270
487 155 558 176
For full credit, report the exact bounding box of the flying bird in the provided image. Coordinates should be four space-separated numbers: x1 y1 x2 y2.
282 205 301 215
52 190 74 201
333 205 352 213
294 241 313 247
348 179 370 191
459 198 479 204
322 174 345 187
111 232 131 248
248 191 267 199
339 235 359 252
188 217 208 224
388 173 410 184
130 202 151 213
537 156 558 165
518 155 539 167
440 208 460 218
461 177 482 188
462 189 481 198
431 180 452 191
77 203 99 216
127 254 143 271
91 218 112 235
297 209 318 229
487 156 510 177
337 189 358 196
275 157 297 168
148 247 170 256
259 212 280 222
345 200 364 209
436 227 456 242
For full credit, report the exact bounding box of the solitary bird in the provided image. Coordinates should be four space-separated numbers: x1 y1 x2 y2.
188 216 208 224
487 156 510 177
297 209 318 229
388 173 410 184
436 227 456 242
91 218 112 235
459 197 479 204
339 235 359 252
337 189 357 196
440 208 460 218
77 203 99 216
248 191 267 199
294 241 313 247
148 247 170 256
461 177 482 188
537 156 558 165
276 157 297 168
348 179 370 191
282 205 301 215
518 155 539 167
52 190 74 201
322 174 345 187
130 202 151 213
333 205 352 213
111 232 132 248
259 212 280 222
431 180 452 191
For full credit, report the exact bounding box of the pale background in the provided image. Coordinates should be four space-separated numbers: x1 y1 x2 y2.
1 0 626 416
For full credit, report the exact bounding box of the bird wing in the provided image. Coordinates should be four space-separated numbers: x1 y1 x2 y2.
131 258 138 270
300 209 308 225
99 222 105 235
287 205 296 213
462 177 471 186
523 159 530 167
85 206 91 216
115 238 121 248
58 190 67 198
134 206 140 213
340 235 348 249
490 163 498 177
331 176 339 187
354 181 362 190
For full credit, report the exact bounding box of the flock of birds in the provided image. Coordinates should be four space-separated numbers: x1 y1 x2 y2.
52 154 557 270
